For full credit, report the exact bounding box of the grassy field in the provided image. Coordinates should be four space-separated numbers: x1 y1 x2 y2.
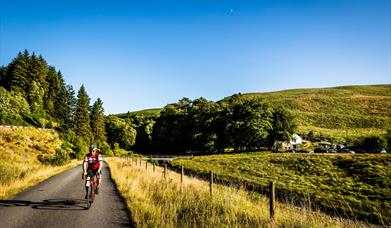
171 152 391 225
240 84 391 132
117 108 162 118
0 127 79 199
106 157 371 227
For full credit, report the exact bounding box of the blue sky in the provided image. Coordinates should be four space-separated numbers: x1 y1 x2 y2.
1 0 390 114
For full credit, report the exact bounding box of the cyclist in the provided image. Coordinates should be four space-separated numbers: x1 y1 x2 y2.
82 145 103 199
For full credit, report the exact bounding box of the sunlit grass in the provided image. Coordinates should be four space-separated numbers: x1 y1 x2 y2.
107 157 369 227
171 152 391 226
0 127 79 199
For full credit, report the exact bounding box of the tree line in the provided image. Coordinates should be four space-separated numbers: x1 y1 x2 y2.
0 51 298 156
111 95 297 155
0 50 109 158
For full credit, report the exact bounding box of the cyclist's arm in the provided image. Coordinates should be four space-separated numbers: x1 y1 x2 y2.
83 156 88 174
97 154 103 173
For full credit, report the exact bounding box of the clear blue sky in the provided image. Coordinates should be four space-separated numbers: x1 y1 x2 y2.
1 0 390 114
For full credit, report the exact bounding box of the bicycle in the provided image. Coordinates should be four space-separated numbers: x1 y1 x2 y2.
84 172 98 209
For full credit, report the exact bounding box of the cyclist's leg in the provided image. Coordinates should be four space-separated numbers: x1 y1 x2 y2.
85 168 93 198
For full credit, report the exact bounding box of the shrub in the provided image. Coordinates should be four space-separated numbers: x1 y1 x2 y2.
359 135 387 149
51 148 70 166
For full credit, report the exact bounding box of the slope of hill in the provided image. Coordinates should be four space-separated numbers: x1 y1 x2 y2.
117 108 162 118
239 84 391 130
0 127 78 199
123 84 390 140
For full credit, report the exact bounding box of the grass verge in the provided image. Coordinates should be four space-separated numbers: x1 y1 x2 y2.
106 157 370 227
171 152 391 225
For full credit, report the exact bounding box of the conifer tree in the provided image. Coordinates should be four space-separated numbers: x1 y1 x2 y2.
44 66 61 116
74 85 92 141
7 50 30 96
90 98 107 144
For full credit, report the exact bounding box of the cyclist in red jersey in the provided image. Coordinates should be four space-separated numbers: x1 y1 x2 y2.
82 145 103 198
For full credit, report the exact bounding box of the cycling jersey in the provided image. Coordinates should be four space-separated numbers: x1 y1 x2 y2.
84 153 103 171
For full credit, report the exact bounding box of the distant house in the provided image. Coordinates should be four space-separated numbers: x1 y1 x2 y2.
274 133 303 151
289 133 302 149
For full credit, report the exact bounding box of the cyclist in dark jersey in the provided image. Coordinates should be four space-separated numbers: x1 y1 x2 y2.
82 145 103 198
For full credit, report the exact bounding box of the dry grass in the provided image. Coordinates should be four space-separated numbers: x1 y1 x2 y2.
0 160 80 199
107 157 370 228
0 127 79 199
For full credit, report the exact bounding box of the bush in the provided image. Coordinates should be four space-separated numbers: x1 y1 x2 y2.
360 135 387 149
73 136 88 159
113 143 129 157
51 148 70 166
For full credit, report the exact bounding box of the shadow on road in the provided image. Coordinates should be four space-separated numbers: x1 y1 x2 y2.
0 198 87 210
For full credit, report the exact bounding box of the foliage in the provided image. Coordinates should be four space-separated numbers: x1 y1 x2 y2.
0 50 79 132
105 115 137 150
0 87 30 125
90 98 107 145
74 85 92 142
139 96 293 154
358 135 387 149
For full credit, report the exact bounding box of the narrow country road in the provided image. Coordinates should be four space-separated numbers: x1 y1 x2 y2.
0 162 133 228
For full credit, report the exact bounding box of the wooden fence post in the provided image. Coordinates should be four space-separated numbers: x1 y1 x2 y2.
164 164 167 179
270 181 275 221
210 171 213 196
181 166 184 185
145 160 148 170
153 163 155 173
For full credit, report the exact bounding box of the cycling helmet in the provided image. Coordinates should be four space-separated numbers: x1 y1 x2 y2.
89 145 97 152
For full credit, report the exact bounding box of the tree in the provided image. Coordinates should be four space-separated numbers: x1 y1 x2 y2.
268 106 297 148
225 99 273 151
90 98 107 145
74 85 92 142
6 50 30 96
0 66 7 87
105 115 136 150
44 66 62 116
0 87 30 125
28 81 45 114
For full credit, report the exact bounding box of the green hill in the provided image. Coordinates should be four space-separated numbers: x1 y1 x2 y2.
239 84 391 130
124 84 391 140
117 108 162 118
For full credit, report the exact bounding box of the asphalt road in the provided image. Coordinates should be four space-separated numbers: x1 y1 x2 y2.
0 162 133 228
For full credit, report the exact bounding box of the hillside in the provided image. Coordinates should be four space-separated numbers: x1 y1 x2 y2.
239 84 391 130
124 84 391 140
117 108 162 118
0 127 78 199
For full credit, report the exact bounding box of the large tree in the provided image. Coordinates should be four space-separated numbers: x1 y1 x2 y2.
268 106 297 148
74 85 92 141
105 115 136 150
90 98 107 145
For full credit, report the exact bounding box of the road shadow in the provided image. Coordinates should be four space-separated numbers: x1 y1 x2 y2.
0 198 88 210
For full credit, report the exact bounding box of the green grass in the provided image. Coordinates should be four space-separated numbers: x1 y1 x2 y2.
241 84 391 131
117 108 162 118
171 152 391 225
107 157 369 227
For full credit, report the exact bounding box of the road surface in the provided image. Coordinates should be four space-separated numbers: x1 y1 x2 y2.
0 162 133 228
